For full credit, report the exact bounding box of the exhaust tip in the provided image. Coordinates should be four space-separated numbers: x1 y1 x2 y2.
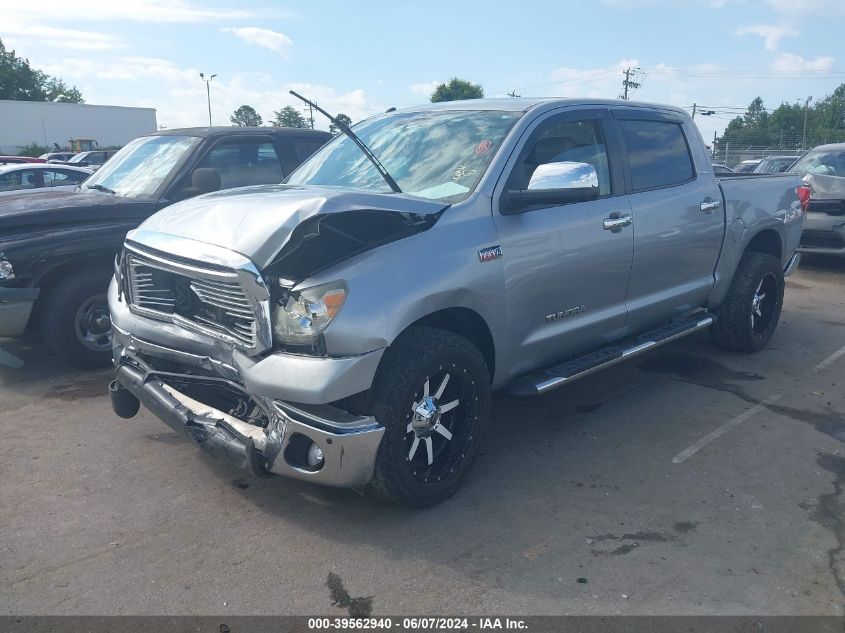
109 379 140 419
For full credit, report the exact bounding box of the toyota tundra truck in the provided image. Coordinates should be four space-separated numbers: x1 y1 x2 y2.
108 98 807 507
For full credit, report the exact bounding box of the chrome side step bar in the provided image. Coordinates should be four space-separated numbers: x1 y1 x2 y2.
505 315 714 397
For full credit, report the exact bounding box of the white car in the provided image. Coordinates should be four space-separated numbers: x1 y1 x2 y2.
0 163 93 196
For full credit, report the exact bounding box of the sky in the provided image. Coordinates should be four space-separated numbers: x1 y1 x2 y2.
3 0 845 145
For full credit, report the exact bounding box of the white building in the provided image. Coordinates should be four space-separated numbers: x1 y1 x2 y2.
0 100 157 155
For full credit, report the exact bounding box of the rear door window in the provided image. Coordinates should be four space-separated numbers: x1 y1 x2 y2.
0 170 38 191
620 120 695 191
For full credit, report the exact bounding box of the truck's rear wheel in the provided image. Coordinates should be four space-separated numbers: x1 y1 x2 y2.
710 251 784 353
39 270 113 368
368 327 491 508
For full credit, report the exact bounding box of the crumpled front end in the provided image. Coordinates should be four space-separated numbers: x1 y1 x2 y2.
108 230 386 488
110 352 384 488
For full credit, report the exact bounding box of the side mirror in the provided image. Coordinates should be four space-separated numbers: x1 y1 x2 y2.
503 162 600 214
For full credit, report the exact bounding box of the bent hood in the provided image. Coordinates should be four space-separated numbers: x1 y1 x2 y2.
135 184 448 270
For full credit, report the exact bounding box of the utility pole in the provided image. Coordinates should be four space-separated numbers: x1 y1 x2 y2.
199 72 217 126
507 90 521 98
692 103 697 119
620 68 642 101
303 102 315 129
802 95 813 150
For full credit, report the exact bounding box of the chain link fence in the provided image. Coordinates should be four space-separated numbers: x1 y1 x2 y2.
712 131 845 167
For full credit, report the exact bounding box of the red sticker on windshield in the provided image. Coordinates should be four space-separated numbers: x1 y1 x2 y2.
475 140 492 155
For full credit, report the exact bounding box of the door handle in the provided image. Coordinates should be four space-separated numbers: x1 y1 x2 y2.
700 199 721 214
603 214 633 231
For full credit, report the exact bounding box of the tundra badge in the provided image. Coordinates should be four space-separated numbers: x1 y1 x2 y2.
478 245 503 263
546 305 585 322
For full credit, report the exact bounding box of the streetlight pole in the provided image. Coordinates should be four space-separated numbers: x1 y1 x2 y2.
801 95 813 150
199 72 217 126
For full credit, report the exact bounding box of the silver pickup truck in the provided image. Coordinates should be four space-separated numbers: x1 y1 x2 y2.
108 98 807 507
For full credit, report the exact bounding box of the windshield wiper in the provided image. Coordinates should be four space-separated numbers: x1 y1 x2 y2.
288 90 402 193
88 183 117 195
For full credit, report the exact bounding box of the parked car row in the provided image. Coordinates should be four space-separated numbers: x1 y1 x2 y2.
1 149 119 172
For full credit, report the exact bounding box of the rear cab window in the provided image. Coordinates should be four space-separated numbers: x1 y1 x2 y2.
619 119 695 191
196 139 284 188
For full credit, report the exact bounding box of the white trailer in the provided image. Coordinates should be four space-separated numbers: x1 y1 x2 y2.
0 100 157 155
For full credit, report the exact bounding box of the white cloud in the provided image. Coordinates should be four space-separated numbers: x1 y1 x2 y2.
771 52 835 72
409 81 441 98
765 0 845 15
222 27 293 59
9 0 286 24
2 24 123 51
735 24 796 51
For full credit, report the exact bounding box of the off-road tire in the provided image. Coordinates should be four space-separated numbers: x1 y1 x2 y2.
710 251 784 353
368 326 491 508
39 270 113 368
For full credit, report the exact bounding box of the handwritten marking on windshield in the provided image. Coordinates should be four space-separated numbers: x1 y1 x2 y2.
452 161 478 181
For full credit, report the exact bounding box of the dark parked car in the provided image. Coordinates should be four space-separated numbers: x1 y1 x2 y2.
0 156 46 165
49 150 119 171
0 126 331 366
734 159 761 173
753 155 801 174
39 152 77 162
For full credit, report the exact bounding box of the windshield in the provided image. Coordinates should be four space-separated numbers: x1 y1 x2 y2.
81 135 200 198
287 110 522 202
789 148 845 177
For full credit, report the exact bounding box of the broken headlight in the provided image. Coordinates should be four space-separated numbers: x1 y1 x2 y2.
0 259 14 281
271 281 347 345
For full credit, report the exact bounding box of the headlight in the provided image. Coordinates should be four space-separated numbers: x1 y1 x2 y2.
0 260 14 281
271 281 347 345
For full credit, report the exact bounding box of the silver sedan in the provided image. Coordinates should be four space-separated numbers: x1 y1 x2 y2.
0 163 93 197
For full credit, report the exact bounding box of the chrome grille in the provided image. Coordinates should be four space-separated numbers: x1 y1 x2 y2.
189 278 257 345
124 252 259 348
127 257 176 312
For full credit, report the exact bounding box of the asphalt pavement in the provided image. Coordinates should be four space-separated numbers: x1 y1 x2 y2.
1 255 844 616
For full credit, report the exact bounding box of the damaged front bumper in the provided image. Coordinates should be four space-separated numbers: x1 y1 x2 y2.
111 335 385 489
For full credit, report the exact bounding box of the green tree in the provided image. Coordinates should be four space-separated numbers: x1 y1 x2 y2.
430 78 484 103
230 104 263 126
272 105 309 128
0 38 84 102
329 113 352 135
17 142 49 157
715 84 845 158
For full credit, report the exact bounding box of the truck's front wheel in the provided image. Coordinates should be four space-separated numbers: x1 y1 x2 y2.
369 327 491 508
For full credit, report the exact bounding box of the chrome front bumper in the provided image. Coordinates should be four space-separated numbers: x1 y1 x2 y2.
109 278 385 404
112 355 385 488
0 287 39 337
